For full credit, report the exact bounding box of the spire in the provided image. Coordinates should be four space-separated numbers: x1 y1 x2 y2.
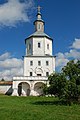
37 6 42 20
34 5 45 32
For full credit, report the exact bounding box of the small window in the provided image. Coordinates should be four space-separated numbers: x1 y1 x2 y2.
30 72 32 76
46 72 49 76
46 61 49 66
30 61 33 66
38 24 41 29
37 74 41 76
47 44 49 49
29 43 31 50
38 61 41 66
38 42 41 48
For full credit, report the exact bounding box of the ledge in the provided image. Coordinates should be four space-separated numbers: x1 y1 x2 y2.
13 76 48 81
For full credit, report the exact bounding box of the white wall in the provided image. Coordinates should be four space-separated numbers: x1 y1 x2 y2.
24 56 55 76
0 85 12 94
44 37 52 55
26 38 33 56
33 37 45 56
25 37 53 56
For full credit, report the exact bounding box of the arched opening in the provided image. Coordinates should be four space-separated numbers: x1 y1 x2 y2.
34 82 45 96
18 82 30 96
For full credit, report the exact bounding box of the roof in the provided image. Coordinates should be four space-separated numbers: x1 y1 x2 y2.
25 31 53 41
0 81 12 85
23 55 56 58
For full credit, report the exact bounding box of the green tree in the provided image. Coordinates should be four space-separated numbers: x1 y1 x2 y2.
62 60 80 103
1 78 5 81
45 60 80 105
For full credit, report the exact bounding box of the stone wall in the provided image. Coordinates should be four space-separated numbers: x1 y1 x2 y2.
0 81 13 95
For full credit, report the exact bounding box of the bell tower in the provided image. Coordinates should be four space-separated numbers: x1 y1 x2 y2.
12 6 55 96
25 6 53 56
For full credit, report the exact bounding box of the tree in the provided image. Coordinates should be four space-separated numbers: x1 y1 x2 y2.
1 78 5 81
45 60 80 105
62 60 80 103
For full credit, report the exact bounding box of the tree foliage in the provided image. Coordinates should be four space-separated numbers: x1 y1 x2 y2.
45 60 80 105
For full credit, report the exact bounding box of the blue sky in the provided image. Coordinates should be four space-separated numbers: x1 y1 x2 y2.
0 0 80 80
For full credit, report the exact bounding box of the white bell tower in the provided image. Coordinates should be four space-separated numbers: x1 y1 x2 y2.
24 6 55 76
25 6 53 57
12 6 55 96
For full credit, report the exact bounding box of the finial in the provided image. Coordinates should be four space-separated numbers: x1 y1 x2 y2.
37 6 41 13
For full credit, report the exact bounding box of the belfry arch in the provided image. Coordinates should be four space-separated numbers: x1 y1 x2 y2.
34 82 45 96
18 82 30 96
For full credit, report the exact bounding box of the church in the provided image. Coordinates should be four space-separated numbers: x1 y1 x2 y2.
12 6 55 96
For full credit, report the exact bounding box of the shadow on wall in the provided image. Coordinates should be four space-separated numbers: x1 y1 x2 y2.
5 86 13 95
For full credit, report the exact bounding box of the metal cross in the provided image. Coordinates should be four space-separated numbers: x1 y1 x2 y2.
37 6 41 13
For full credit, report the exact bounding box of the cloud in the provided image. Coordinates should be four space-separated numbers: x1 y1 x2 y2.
0 52 23 80
56 53 69 72
0 0 34 27
65 49 80 59
0 52 11 60
70 38 80 49
56 38 80 72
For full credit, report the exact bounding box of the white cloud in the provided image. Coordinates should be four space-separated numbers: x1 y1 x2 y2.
0 0 34 27
0 52 23 80
56 38 80 72
0 58 23 69
65 49 80 59
56 53 69 72
71 38 80 49
0 52 11 60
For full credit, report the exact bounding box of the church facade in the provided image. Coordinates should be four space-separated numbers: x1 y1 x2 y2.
12 6 55 96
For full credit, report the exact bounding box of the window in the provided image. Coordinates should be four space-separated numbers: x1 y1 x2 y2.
47 44 49 49
38 61 41 66
30 72 32 76
38 42 41 48
46 61 49 66
46 72 49 76
37 74 41 76
29 43 31 50
30 61 33 66
38 24 41 29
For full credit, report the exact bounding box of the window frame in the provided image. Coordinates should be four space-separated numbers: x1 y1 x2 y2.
38 42 41 48
47 44 49 49
30 72 32 76
46 61 49 66
46 72 49 77
30 61 33 66
38 61 41 66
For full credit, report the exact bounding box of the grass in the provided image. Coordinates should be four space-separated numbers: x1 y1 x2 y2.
0 95 80 120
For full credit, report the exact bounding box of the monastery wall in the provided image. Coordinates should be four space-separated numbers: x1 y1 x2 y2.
0 82 12 95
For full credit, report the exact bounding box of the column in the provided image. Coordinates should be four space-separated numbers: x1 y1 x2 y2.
30 81 35 96
12 88 18 96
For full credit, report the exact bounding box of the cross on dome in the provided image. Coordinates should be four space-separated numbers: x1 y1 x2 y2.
37 6 41 13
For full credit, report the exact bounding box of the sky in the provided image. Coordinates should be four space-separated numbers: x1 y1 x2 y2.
0 0 80 80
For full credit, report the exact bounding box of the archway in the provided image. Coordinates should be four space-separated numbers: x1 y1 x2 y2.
34 82 45 96
18 82 30 96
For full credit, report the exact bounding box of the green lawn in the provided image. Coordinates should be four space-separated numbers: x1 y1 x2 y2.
0 95 80 120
